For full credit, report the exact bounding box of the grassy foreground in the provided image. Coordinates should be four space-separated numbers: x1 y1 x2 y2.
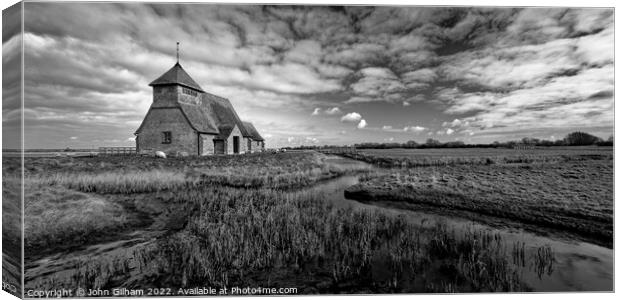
27 186 553 293
14 152 556 293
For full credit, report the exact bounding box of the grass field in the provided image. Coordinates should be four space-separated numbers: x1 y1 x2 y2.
345 146 612 167
344 147 613 247
7 148 611 293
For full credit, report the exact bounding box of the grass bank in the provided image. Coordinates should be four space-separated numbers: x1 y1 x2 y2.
342 147 612 168
21 152 371 193
345 160 613 247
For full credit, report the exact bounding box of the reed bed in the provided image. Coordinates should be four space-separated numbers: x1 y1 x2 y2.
23 152 371 194
23 183 132 253
26 186 554 293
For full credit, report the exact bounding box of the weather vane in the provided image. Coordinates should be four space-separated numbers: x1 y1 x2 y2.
176 41 180 63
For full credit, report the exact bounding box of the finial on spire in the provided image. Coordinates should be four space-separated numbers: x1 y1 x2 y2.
176 42 180 63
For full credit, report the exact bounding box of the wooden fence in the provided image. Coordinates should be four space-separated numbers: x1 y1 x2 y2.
98 147 137 156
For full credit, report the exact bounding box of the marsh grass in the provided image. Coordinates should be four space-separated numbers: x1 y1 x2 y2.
20 152 563 293
24 152 372 194
29 170 186 194
346 160 613 246
26 186 552 293
24 182 132 253
342 149 612 168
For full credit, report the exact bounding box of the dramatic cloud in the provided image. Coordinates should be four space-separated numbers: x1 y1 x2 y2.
6 4 613 148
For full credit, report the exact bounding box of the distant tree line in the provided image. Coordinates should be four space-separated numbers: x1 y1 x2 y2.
283 131 613 150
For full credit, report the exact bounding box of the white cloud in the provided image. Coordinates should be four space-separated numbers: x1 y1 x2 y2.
357 119 367 129
403 101 410 106
305 137 319 143
70 136 78 140
442 119 463 128
382 125 393 130
341 112 362 123
325 107 342 115
311 108 321 116
441 65 613 133
404 126 426 133
446 128 455 135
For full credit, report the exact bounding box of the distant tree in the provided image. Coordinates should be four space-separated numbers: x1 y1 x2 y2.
554 139 566 146
596 135 614 146
404 140 418 148
564 131 601 146
537 139 555 147
445 141 465 148
425 138 442 147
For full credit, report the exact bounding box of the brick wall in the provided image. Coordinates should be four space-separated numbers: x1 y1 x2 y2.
137 108 198 155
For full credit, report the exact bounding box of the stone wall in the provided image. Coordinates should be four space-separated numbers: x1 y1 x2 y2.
245 137 253 153
225 125 248 154
152 86 179 107
137 108 198 155
200 134 216 155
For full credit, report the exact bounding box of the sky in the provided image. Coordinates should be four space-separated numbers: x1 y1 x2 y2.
1 3 614 149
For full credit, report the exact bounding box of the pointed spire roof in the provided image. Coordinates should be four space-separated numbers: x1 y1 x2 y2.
149 62 205 93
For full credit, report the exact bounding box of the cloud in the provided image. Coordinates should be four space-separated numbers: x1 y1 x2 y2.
346 67 406 103
404 126 426 133
440 65 613 133
442 119 464 128
305 137 319 143
357 119 367 129
325 107 342 115
382 125 393 131
70 136 78 140
446 128 455 135
8 4 613 148
341 112 362 123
